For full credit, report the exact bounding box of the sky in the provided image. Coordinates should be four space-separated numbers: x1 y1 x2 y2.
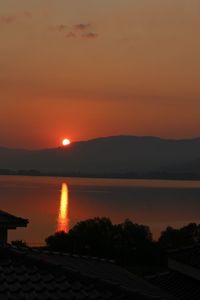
0 0 200 148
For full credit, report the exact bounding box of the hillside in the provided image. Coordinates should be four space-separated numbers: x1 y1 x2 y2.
0 136 200 176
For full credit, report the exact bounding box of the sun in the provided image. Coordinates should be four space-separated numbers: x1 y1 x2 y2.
62 138 71 146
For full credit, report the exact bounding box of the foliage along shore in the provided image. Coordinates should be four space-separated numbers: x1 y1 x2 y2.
12 218 200 275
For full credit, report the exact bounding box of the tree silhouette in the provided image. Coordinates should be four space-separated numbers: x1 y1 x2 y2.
46 217 159 266
159 223 200 249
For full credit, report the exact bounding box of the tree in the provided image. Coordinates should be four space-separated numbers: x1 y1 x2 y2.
46 217 157 267
159 223 200 249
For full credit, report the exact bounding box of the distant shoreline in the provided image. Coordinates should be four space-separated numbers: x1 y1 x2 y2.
0 169 200 181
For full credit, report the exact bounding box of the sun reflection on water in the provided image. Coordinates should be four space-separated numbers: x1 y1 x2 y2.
57 183 69 232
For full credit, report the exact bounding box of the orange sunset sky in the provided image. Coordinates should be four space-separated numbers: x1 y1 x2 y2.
0 0 200 148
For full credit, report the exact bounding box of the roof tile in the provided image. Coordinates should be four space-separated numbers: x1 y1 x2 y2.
0 246 164 300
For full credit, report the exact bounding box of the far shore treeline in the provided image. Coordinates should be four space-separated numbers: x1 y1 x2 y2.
1 168 200 180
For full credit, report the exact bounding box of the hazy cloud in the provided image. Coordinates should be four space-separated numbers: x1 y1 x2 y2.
66 31 76 38
0 15 17 24
23 11 32 18
55 24 67 31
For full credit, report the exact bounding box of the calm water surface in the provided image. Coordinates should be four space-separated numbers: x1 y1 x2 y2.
0 175 200 245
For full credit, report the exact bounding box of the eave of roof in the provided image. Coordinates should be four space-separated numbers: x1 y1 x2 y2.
0 210 28 228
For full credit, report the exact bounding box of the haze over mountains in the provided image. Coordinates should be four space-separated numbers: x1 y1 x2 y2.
0 136 200 177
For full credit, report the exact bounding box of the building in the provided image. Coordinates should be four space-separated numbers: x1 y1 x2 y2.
0 210 28 245
146 245 200 300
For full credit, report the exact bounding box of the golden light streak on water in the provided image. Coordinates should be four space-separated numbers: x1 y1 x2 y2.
57 183 69 232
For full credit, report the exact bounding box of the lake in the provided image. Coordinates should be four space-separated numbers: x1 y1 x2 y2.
0 175 200 245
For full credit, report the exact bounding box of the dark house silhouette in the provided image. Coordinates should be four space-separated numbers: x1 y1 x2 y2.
146 245 200 300
0 210 28 245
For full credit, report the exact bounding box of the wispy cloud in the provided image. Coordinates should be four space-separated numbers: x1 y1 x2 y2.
74 23 91 31
50 24 68 32
51 22 98 40
0 12 32 24
81 32 98 39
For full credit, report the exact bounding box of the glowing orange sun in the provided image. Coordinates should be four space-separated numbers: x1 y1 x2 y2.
62 138 71 146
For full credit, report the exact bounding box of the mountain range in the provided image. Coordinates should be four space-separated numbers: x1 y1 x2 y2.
0 136 200 177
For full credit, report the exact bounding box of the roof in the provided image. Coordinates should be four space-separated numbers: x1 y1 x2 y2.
12 246 169 299
146 270 200 300
0 245 162 300
168 245 200 270
144 244 200 299
0 210 28 229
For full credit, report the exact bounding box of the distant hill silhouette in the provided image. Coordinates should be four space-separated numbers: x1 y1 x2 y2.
1 135 200 177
